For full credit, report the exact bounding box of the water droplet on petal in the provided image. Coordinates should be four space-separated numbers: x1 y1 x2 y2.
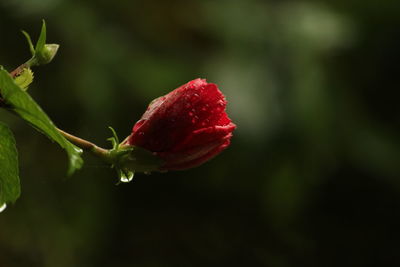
188 112 194 117
0 203 7 213
120 170 134 183
201 107 207 111
191 93 200 101
215 102 224 112
138 132 145 136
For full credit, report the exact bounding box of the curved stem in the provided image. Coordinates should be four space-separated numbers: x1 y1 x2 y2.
57 128 110 161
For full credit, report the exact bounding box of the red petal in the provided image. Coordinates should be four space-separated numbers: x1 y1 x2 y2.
172 123 236 152
160 138 232 170
128 79 232 152
124 78 236 170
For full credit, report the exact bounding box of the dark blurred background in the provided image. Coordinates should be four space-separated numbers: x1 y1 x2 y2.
0 0 400 266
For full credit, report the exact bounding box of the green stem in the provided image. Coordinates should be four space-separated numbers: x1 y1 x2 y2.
57 128 111 161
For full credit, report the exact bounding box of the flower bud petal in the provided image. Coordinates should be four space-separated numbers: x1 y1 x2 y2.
124 78 236 171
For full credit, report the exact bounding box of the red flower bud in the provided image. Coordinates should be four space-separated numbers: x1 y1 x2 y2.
124 78 236 171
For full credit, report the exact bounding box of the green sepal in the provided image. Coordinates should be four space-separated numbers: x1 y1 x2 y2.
109 145 162 174
107 126 120 150
22 30 35 56
35 19 46 52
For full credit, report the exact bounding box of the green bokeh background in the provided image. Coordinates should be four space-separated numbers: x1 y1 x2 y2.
1 0 399 266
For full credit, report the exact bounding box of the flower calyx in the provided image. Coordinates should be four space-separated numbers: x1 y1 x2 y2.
106 127 162 184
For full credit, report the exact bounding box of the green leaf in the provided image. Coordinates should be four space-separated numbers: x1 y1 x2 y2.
0 67 83 174
0 122 20 205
